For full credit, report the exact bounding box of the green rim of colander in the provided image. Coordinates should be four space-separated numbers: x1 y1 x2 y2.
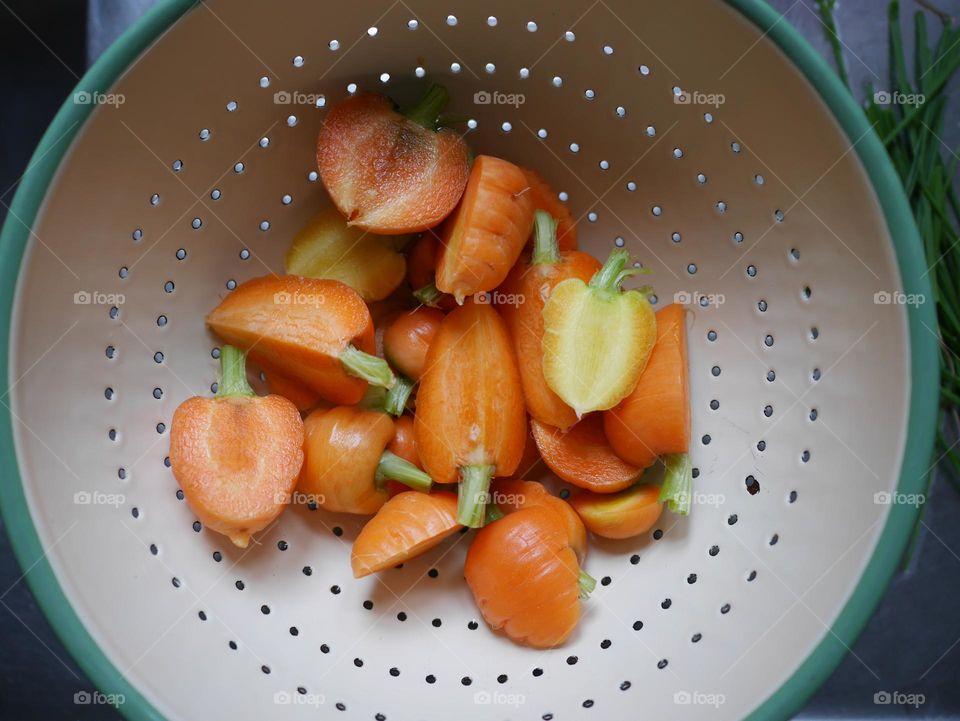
0 2 939 720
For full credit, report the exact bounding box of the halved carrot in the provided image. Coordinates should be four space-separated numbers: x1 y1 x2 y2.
465 502 593 648
285 207 407 301
531 415 642 493
542 249 657 415
316 86 470 234
415 301 526 526
351 491 461 577
499 211 601 429
261 363 322 412
299 406 432 514
520 167 577 250
383 307 444 381
604 303 690 468
388 414 421 468
568 483 663 539
435 155 536 303
492 479 587 562
170 346 304 548
207 275 394 405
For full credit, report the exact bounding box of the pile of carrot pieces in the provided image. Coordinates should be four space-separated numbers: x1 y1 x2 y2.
169 84 692 649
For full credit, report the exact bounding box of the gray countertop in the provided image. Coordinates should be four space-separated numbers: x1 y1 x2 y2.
0 0 957 719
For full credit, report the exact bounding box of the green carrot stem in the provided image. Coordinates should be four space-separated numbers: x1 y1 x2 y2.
483 503 504 525
413 281 446 308
659 453 692 515
457 464 495 528
578 569 597 599
214 346 255 398
406 84 450 129
531 210 560 265
384 375 415 416
589 249 650 295
340 345 396 389
374 450 433 492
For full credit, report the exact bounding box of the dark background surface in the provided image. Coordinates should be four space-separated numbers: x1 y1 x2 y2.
0 0 958 719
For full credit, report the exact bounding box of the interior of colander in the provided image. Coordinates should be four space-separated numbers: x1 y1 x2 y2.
8 0 913 719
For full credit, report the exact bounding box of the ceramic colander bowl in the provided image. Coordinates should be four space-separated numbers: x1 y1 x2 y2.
0 0 939 719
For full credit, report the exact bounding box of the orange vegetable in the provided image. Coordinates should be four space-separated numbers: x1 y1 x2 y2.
316 86 470 234
520 167 577 250
508 427 545 480
383 307 444 381
491 479 586 561
568 483 663 539
465 480 594 648
604 303 690 468
170 346 304 548
407 234 439 291
531 415 642 493
388 414 421 468
415 301 526 526
351 491 461 577
299 406 432 514
435 155 536 303
207 275 394 406
499 211 601 429
262 363 322 412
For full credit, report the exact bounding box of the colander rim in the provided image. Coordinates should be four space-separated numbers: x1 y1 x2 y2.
0 1 939 720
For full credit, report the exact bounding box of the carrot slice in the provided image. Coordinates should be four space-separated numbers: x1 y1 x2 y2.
170 346 304 548
415 301 526 526
531 415 642 493
435 155 536 303
520 167 577 250
604 303 690 468
568 484 663 539
316 87 469 234
207 275 393 405
261 363 322 412
499 211 600 429
492 479 587 562
351 491 461 577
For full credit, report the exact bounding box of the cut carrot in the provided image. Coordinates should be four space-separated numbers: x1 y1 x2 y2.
299 406 432 514
407 234 439 291
261 363 322 412
285 207 407 301
351 491 461 577
531 415 642 493
207 275 394 405
316 86 470 234
499 211 601 429
415 301 526 526
520 167 577 250
542 249 657 415
383 307 444 381
388 414 421 468
435 155 536 303
465 502 592 648
507 427 545 480
604 303 690 468
170 346 304 548
492 479 587 562
568 483 663 539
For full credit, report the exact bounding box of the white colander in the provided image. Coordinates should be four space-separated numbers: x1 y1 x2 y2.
0 1 939 720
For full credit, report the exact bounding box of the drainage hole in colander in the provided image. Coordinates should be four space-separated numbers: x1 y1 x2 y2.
150 193 160 206
132 228 142 241
108 428 117 441
727 514 738 526
600 575 611 586
632 620 643 630
653 529 663 540
174 488 183 499
118 468 126 480
321 644 330 653
235 580 244 590
746 475 760 494
149 544 158 556
763 404 773 418
601 638 612 649
692 632 702 643
770 534 780 545
461 676 472 686
775 209 786 222
758 299 768 312
688 573 698 584
104 387 114 400
661 598 671 609
260 605 270 615
228 640 237 650
629 554 640 565
261 666 270 675
197 610 206 621
710 399 719 410
118 266 128 279
757 440 767 451
708 545 719 556
809 408 819 421
289 626 298 636
330 584 340 594
747 570 758 582
789 490 798 503
213 551 222 562
131 507 139 519
175 248 186 261
425 674 436 684
657 659 669 669
701 434 711 445
746 264 758 277
171 577 180 588
711 366 721 377
566 655 578 665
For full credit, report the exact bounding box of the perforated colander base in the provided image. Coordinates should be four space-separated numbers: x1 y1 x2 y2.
9 0 912 719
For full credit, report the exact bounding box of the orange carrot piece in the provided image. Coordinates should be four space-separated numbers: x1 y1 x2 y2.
415 301 526 526
465 503 592 648
492 479 587 562
520 167 577 250
383 307 444 381
568 484 663 539
388 414 421 468
499 211 601 429
351 491 461 577
604 304 690 468
316 87 469 234
207 275 391 406
170 346 304 548
299 406 432 514
435 155 536 303
407 234 439 291
531 415 642 493
262 363 322 412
